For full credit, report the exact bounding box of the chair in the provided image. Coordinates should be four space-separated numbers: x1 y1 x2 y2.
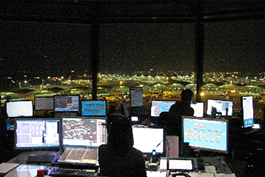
157 111 182 138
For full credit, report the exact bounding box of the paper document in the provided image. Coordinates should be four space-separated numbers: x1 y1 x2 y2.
0 163 20 174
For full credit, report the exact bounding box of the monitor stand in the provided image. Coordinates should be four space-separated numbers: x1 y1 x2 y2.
130 106 144 115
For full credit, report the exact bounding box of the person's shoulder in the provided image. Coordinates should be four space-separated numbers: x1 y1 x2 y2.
172 101 181 105
131 147 140 152
169 101 182 111
188 107 194 116
99 144 107 148
131 147 145 156
174 101 183 107
130 148 145 161
99 144 108 152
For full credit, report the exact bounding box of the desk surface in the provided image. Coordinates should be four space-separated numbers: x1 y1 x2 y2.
8 151 58 165
4 165 235 177
5 151 236 177
4 164 46 177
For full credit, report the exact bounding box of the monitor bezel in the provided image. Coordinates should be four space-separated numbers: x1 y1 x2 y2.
182 116 229 154
34 96 54 111
206 99 234 117
150 100 176 117
80 100 107 117
61 116 107 148
132 125 166 158
53 95 80 113
14 118 61 150
6 100 34 118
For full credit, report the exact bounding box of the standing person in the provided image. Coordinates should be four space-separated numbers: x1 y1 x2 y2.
169 89 194 116
98 114 147 177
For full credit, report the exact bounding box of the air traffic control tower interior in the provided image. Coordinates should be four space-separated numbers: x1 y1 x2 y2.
1 1 265 177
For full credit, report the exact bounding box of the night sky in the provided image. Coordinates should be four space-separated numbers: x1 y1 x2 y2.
1 20 265 77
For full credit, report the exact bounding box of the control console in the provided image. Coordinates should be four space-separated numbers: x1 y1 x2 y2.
157 156 235 177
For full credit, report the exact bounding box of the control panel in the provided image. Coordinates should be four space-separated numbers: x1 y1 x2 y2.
156 156 235 177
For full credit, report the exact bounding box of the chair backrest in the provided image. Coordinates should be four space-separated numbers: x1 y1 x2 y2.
157 111 182 138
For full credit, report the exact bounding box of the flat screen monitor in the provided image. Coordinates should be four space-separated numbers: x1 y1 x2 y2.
150 100 175 117
130 87 143 107
182 116 229 153
81 100 107 117
191 102 204 117
62 117 107 148
132 125 165 157
206 99 233 117
241 95 254 128
34 97 54 111
54 95 80 112
6 100 33 118
15 118 60 149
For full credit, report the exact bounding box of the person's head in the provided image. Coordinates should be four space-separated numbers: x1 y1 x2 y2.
181 89 194 103
107 114 134 156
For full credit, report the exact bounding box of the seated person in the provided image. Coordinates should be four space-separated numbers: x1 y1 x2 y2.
98 114 147 177
169 89 194 116
158 89 194 138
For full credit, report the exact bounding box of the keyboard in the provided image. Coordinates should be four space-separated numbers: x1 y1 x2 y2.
45 167 97 177
27 153 55 164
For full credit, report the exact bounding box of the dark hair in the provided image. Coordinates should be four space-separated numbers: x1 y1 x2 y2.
181 89 194 101
107 114 134 156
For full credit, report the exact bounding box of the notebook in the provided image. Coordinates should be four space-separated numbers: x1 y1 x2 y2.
56 117 107 166
0 163 20 175
58 148 98 165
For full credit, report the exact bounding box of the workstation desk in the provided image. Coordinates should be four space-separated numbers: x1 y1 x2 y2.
2 150 236 177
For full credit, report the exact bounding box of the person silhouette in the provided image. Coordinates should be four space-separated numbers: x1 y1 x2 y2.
157 89 194 137
98 114 147 177
169 89 194 116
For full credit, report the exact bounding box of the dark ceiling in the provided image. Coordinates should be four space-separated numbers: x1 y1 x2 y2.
1 0 265 24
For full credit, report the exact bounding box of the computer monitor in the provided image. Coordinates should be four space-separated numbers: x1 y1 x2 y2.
15 118 60 149
130 87 144 107
62 117 107 148
81 100 107 117
206 99 233 117
150 100 175 117
182 116 229 153
6 100 33 118
191 102 204 117
34 97 54 111
132 125 165 157
241 95 254 128
54 95 80 112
